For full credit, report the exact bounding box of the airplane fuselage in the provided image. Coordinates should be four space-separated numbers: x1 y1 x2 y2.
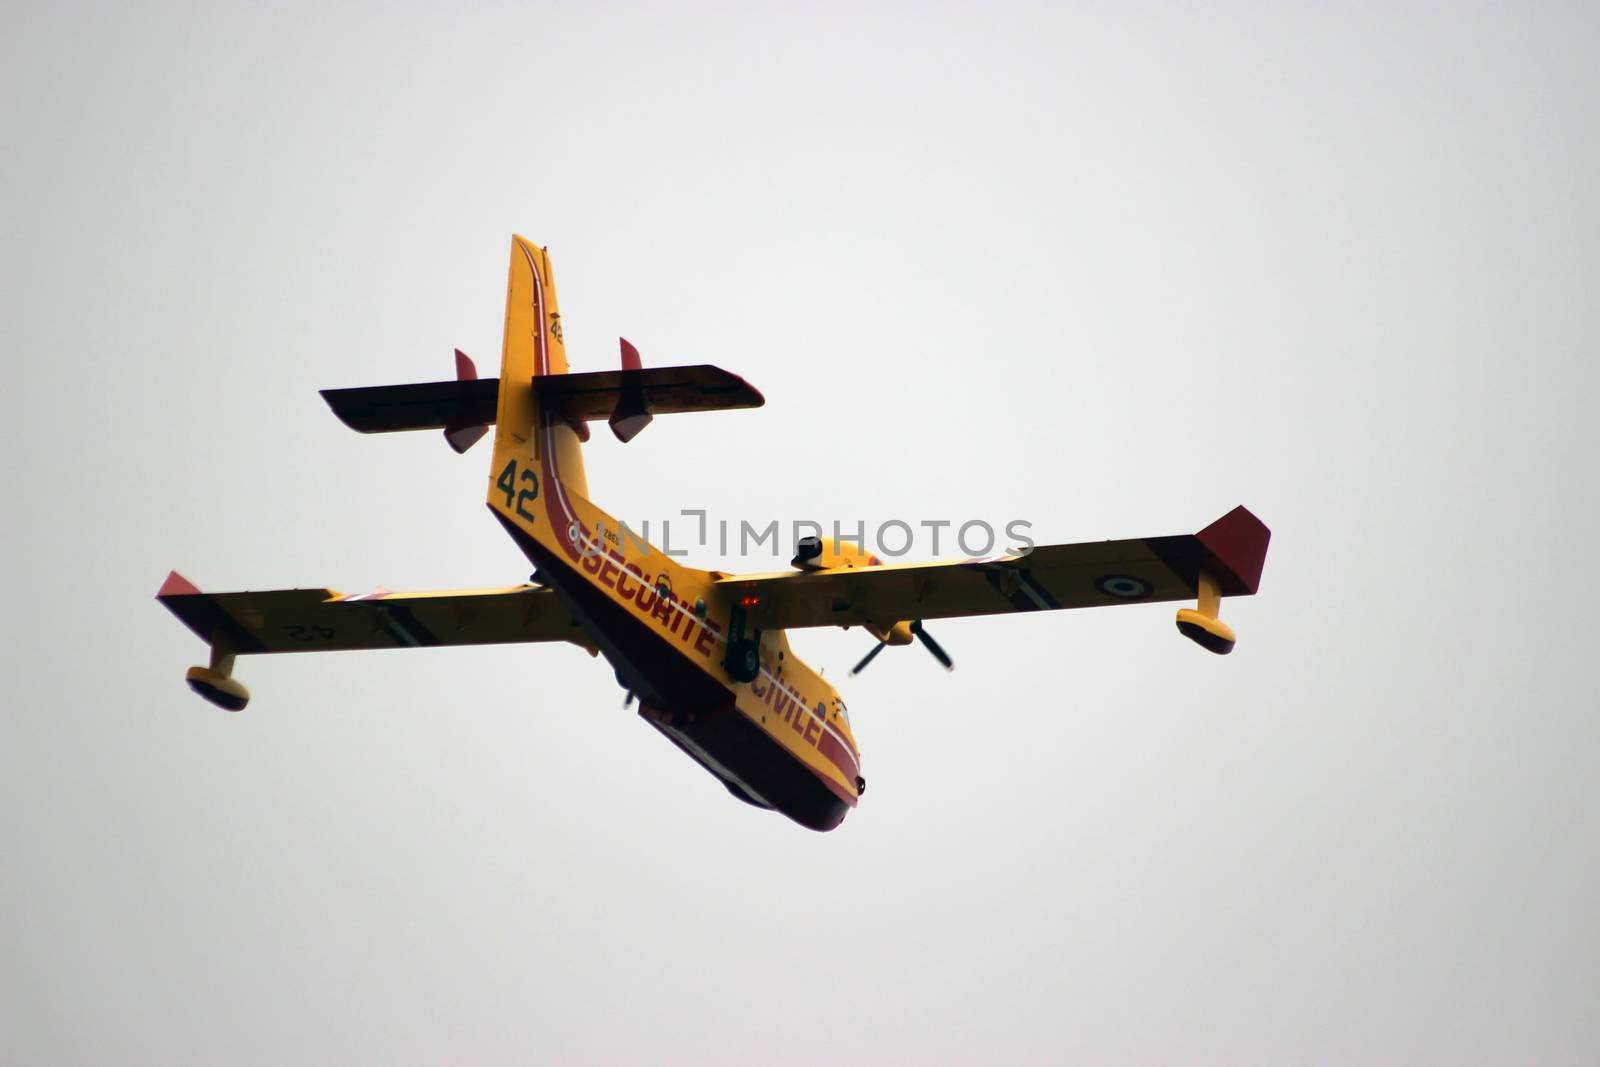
486 241 861 830
492 450 861 831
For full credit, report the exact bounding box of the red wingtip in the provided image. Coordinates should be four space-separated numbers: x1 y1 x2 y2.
454 349 478 381
158 570 201 597
1196 506 1271 596
619 337 642 372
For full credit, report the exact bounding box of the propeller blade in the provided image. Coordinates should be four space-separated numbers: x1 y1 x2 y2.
911 621 954 671
850 639 891 676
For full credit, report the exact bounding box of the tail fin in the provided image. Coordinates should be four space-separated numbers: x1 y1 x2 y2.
493 236 588 498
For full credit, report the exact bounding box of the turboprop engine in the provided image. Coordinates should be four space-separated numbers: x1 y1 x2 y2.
789 536 955 675
790 534 878 572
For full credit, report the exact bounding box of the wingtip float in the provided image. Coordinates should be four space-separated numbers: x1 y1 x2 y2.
160 237 1270 831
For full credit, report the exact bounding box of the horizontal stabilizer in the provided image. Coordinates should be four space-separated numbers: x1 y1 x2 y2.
322 379 499 435
538 364 764 419
322 365 763 435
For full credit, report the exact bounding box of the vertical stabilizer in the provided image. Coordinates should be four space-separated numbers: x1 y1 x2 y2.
491 237 588 502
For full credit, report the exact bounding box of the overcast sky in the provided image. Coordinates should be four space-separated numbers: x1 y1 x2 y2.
4 3 1597 1064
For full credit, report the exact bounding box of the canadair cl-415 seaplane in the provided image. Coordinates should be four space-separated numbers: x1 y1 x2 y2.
159 236 1271 831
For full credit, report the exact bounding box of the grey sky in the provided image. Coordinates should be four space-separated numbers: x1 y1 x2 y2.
3 2 1597 1063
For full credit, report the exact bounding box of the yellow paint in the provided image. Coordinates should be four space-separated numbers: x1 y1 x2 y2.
1176 570 1237 653
1196 570 1221 620
794 536 880 571
865 620 915 646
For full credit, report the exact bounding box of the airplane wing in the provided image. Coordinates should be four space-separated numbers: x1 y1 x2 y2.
719 506 1270 633
157 571 590 655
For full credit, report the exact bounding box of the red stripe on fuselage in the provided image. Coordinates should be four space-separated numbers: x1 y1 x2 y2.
748 669 860 781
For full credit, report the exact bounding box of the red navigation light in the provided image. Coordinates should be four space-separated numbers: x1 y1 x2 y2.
739 594 761 608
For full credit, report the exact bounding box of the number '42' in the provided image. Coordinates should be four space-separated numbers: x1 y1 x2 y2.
497 458 539 520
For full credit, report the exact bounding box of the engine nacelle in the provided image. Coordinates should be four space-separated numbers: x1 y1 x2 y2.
791 535 880 572
791 537 915 648
864 620 915 647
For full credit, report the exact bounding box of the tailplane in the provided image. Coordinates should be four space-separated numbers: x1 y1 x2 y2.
316 238 763 474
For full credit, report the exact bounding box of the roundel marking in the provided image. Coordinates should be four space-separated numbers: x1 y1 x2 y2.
1095 574 1152 600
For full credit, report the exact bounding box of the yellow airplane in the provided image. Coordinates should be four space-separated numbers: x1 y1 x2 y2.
159 236 1271 831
